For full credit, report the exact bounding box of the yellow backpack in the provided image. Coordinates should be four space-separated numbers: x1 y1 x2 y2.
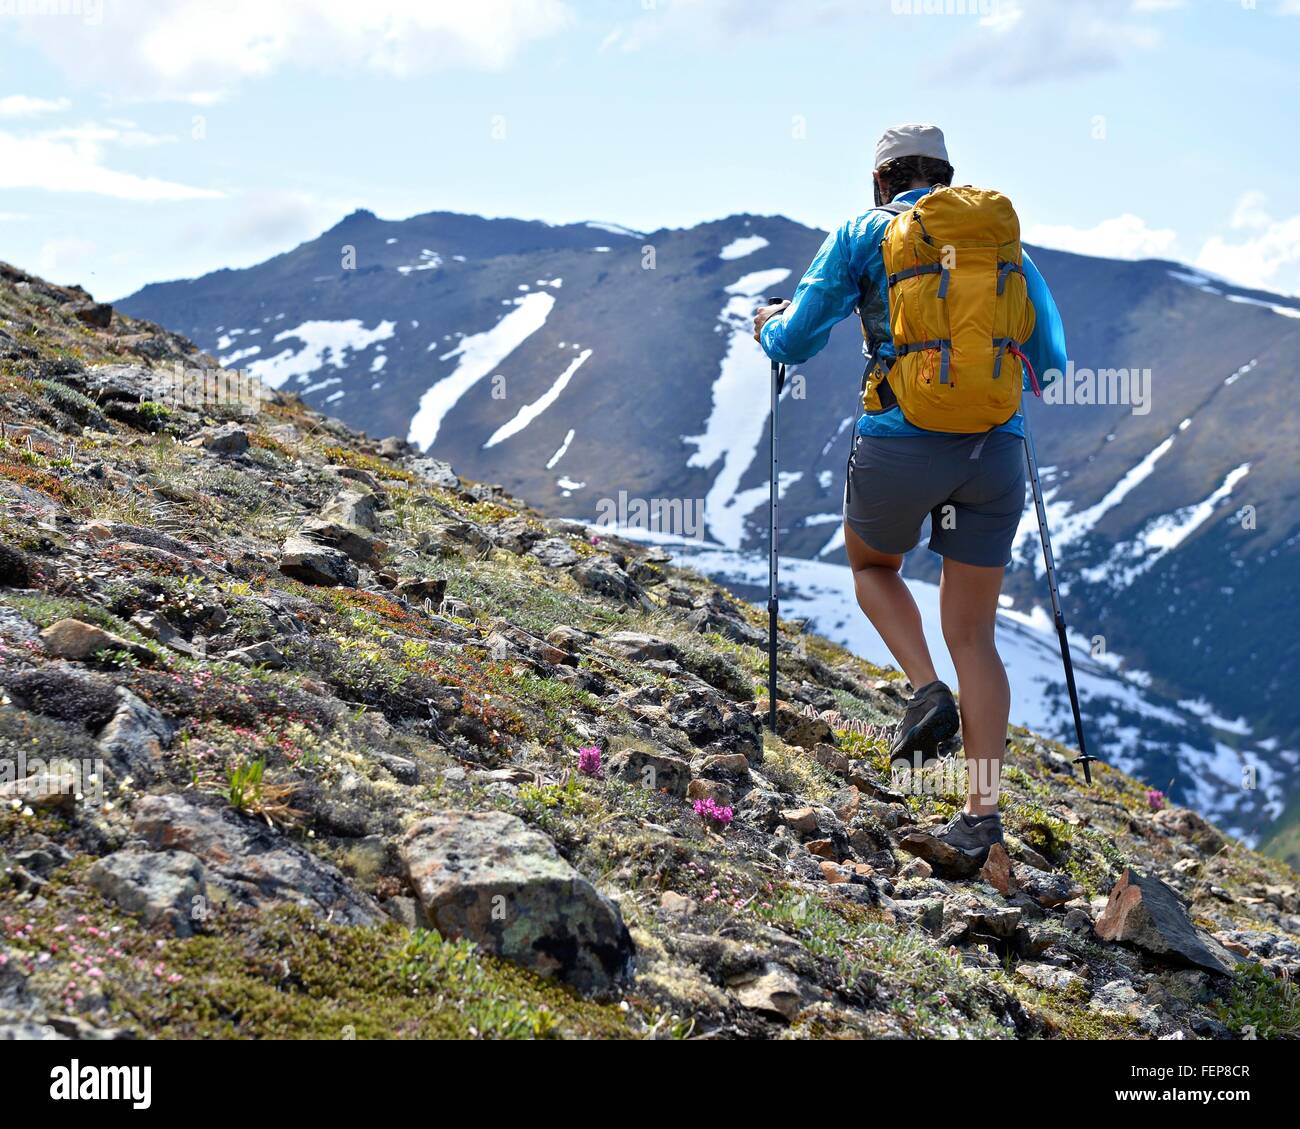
868 185 1037 433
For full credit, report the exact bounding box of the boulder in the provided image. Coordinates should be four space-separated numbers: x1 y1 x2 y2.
299 517 383 566
573 556 645 603
898 830 982 879
603 631 678 663
0 771 77 815
394 576 446 603
407 456 459 489
321 488 381 532
607 746 691 798
779 807 819 836
88 849 205 937
0 542 31 587
279 534 358 587
686 778 734 807
399 810 634 997
225 641 287 669
698 753 751 781
965 907 1022 941
980 843 1016 896
71 301 113 329
1014 863 1084 908
186 423 249 456
1016 963 1084 993
730 964 805 1023
131 794 380 924
1094 869 1241 975
98 688 173 782
755 699 834 750
40 618 154 664
528 538 580 568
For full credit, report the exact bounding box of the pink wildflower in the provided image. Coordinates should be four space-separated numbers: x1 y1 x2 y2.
692 796 734 829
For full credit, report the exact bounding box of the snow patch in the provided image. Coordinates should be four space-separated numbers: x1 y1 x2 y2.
407 292 555 450
586 221 642 238
546 428 575 470
1082 463 1251 588
682 266 792 548
246 319 396 390
484 349 593 448
719 234 770 261
397 249 442 275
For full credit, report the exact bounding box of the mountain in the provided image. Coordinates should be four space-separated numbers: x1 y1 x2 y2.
117 209 1300 852
4 258 1299 1041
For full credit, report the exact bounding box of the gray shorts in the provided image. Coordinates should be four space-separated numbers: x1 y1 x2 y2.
843 430 1027 568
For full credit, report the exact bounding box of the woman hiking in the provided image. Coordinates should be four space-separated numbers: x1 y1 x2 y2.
754 123 1067 864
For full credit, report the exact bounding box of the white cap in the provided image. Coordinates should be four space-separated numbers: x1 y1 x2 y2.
874 123 949 169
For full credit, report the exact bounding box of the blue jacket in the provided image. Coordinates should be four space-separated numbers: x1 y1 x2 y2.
760 186 1068 437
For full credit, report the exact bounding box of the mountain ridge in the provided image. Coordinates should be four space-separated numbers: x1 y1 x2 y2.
115 208 1300 854
3 257 1299 1040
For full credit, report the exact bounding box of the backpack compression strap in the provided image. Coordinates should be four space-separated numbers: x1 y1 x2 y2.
861 199 913 400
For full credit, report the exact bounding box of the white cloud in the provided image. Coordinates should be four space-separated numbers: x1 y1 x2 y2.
12 0 575 99
39 122 178 148
0 128 221 200
37 237 97 278
1024 214 1179 260
191 190 341 253
0 95 71 118
601 0 874 53
941 0 1163 83
1195 192 1300 294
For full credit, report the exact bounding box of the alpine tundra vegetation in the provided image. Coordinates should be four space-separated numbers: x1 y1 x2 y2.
1 261 1298 1041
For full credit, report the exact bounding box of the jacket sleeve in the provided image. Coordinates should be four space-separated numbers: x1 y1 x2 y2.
1022 251 1067 390
760 223 861 365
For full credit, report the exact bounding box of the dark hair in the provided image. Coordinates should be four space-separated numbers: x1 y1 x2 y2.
875 155 954 206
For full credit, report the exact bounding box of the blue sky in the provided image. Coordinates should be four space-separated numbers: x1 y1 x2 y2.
1 0 1298 301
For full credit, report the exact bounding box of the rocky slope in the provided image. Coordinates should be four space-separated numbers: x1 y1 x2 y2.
3 262 1299 1040
116 209 1300 852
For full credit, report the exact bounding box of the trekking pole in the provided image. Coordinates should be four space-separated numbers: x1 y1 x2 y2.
766 296 787 731
1022 408 1099 784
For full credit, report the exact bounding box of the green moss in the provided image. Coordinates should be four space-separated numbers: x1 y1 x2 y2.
1008 977 1144 1040
760 731 840 802
1213 963 1300 1039
0 592 137 636
752 890 1012 1038
22 896 636 1040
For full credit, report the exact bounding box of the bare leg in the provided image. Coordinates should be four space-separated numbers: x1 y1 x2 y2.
844 522 938 690
939 557 1009 816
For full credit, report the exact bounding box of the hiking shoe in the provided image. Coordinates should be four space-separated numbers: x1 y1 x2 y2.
933 811 1005 865
889 680 959 765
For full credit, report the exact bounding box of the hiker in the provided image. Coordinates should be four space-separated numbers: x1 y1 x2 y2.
753 123 1066 863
